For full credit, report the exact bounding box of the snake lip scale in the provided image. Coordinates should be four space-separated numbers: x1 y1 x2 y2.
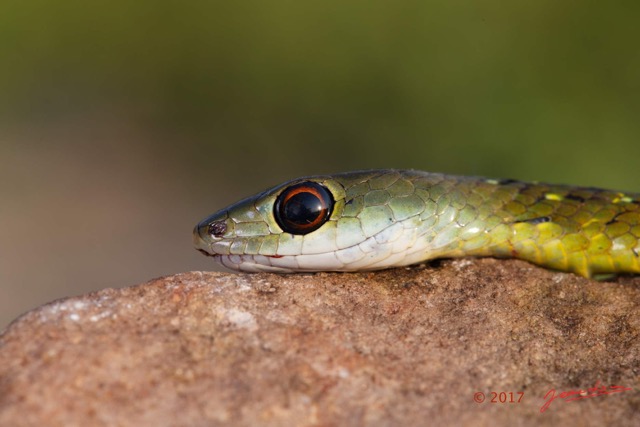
194 169 640 278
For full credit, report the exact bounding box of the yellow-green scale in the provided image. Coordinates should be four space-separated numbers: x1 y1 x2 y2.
451 179 640 277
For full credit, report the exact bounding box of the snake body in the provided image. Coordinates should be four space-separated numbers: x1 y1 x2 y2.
194 170 640 277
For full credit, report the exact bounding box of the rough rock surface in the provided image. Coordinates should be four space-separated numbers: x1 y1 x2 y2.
1 258 639 426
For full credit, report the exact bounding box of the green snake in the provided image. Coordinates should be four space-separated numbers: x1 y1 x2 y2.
194 169 640 278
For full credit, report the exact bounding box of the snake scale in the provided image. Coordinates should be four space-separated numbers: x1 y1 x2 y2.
194 170 640 277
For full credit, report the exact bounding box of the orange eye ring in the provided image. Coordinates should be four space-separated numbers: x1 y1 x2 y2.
274 182 334 235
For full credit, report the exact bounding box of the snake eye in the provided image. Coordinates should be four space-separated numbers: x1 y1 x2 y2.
274 181 334 235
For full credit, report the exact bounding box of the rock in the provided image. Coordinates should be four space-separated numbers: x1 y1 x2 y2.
1 258 639 426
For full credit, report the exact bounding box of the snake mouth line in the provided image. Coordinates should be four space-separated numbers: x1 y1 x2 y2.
197 249 219 258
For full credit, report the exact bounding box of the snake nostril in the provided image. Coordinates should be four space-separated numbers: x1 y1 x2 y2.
208 221 227 238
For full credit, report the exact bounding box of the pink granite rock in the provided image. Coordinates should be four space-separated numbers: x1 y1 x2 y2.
1 259 638 426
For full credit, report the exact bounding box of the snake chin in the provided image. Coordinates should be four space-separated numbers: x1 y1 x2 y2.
216 254 299 273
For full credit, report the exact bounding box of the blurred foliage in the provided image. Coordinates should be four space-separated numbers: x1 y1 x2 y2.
1 0 639 189
2 0 640 328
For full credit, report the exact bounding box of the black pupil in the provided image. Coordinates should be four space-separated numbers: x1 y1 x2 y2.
274 182 334 235
283 192 323 225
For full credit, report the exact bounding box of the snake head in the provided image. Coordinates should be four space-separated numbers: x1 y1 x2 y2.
193 170 433 272
194 175 346 272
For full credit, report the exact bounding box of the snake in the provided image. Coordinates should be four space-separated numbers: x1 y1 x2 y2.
193 169 640 278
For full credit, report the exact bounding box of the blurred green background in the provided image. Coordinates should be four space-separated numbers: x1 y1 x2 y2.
2 1 639 328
